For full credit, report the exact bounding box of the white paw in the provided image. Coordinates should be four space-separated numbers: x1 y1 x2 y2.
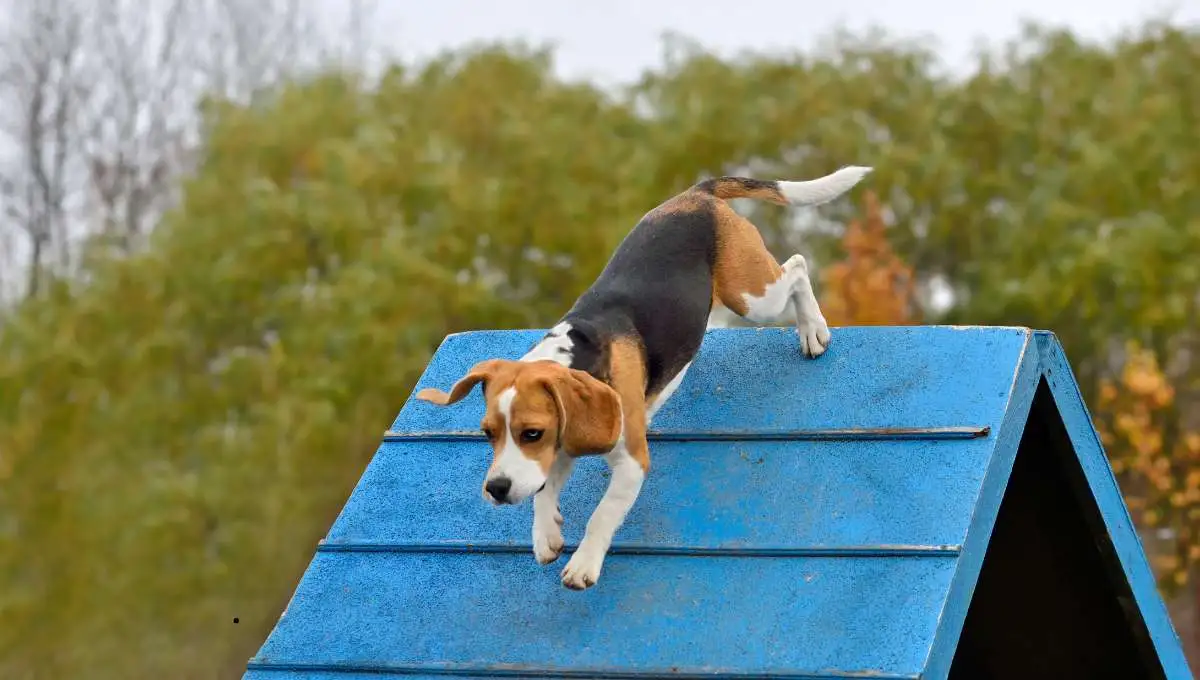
798 316 832 358
532 504 564 564
560 546 604 590
532 524 564 565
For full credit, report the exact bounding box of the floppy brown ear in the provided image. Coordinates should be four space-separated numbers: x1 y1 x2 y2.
542 368 622 455
415 360 503 406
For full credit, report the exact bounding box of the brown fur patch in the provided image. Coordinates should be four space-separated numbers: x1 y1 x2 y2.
606 336 651 473
542 365 623 456
645 190 710 219
416 359 623 465
703 177 788 205
711 202 785 316
415 359 506 405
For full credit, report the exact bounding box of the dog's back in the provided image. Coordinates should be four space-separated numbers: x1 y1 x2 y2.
560 166 872 395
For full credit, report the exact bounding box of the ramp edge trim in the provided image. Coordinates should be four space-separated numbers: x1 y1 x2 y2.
314 541 962 558
244 661 919 679
383 426 991 443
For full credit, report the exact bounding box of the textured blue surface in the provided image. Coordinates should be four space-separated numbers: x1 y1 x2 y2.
325 438 992 551
245 326 1192 679
394 326 1028 435
252 552 952 677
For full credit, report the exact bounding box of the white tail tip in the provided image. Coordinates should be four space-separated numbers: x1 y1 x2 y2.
778 165 873 206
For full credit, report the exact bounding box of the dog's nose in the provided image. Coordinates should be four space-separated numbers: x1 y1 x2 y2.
485 477 512 502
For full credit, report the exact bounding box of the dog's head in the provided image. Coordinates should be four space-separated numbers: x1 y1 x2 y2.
416 359 622 505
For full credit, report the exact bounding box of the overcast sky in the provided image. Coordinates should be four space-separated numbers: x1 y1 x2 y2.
2 0 1197 300
339 0 1200 83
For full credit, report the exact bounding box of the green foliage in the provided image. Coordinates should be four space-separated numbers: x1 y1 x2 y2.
2 23 1198 678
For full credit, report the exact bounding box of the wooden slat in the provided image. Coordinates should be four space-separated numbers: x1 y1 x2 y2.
324 438 995 551
249 552 951 678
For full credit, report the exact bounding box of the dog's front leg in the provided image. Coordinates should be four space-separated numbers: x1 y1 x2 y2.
532 452 574 564
560 444 645 590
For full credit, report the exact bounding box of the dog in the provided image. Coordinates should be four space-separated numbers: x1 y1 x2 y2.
416 166 872 590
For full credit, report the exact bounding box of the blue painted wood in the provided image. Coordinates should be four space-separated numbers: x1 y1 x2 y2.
246 326 1193 679
382 426 992 442
395 326 1030 436
1032 332 1193 678
245 671 914 680
249 552 948 678
324 438 993 551
246 676 918 680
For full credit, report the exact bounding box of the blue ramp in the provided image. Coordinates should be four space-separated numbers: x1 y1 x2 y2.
244 326 1191 679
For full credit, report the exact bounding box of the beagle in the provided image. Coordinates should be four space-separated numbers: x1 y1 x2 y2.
416 166 871 590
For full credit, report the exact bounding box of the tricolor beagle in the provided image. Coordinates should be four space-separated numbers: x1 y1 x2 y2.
417 166 871 589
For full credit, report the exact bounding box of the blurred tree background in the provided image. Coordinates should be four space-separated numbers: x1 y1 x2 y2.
1 1 1199 675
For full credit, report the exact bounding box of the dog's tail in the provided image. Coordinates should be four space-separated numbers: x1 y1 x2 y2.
693 166 872 207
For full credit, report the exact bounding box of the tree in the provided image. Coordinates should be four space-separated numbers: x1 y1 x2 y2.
0 47 648 679
0 0 379 302
819 189 917 326
1097 342 1200 592
0 0 84 299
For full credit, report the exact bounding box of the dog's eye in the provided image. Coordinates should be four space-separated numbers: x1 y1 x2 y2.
481 427 496 441
520 429 544 443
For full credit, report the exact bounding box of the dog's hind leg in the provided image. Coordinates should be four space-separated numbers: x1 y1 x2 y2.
711 203 831 357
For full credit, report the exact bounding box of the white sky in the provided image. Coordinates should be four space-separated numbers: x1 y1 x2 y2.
3 0 1197 300
343 0 1200 84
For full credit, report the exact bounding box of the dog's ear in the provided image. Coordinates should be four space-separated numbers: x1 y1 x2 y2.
416 360 504 406
541 368 622 455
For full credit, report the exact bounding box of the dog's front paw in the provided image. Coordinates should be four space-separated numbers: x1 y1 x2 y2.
532 525 564 565
532 504 564 564
560 546 604 590
798 316 831 358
